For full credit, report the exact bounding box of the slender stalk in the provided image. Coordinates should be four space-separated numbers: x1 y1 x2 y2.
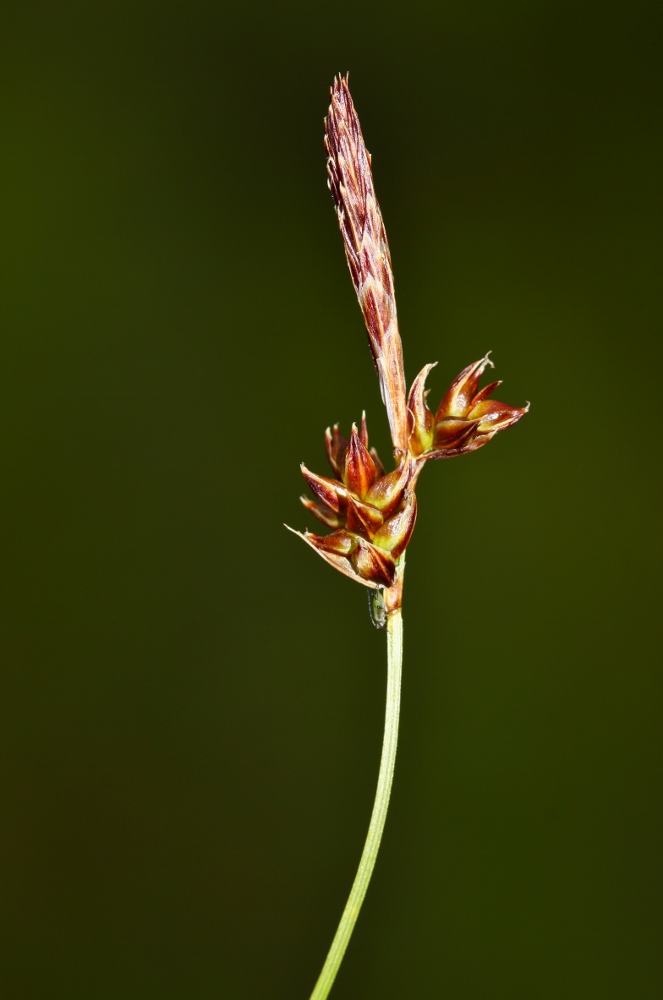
309 607 403 1000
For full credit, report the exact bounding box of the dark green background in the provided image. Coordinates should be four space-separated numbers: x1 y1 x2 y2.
1 2 661 997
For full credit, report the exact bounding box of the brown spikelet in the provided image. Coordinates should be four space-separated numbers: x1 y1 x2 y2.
325 75 409 452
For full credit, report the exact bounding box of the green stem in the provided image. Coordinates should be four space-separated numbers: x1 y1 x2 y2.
309 607 403 1000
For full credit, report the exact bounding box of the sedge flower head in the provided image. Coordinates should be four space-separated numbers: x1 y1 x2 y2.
287 76 527 616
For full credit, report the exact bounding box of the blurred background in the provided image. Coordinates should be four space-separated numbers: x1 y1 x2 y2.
1 2 661 997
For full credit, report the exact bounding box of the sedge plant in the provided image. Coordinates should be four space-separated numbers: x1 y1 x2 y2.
287 75 528 1000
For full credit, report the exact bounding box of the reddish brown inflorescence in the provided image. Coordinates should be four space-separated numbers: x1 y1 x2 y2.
288 76 528 616
324 75 409 453
290 415 416 592
408 353 529 463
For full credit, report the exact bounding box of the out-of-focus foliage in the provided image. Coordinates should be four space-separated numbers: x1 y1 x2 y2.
0 3 661 998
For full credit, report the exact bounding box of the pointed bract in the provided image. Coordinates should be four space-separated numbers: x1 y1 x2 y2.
369 446 385 478
345 493 384 539
325 424 348 478
365 451 410 518
468 398 528 433
469 379 502 409
285 526 380 589
343 423 377 499
302 528 357 556
436 354 494 421
301 464 348 514
372 490 417 559
433 416 480 450
407 362 437 456
359 411 369 449
351 537 396 587
300 495 345 529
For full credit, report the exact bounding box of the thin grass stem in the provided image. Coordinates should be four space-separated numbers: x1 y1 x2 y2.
309 607 403 1000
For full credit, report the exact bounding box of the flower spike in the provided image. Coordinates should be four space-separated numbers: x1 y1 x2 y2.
325 75 409 452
